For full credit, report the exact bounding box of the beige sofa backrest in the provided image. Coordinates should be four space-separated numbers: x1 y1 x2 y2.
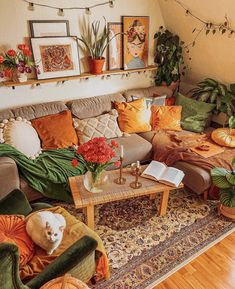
66 93 125 119
124 86 173 102
0 101 68 121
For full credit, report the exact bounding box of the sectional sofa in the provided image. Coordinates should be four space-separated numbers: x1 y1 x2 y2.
0 86 212 201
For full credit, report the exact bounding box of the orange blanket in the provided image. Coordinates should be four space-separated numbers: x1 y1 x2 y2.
20 206 109 282
152 130 235 171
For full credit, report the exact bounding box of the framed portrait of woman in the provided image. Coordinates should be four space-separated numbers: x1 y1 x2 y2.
108 22 123 70
122 16 149 70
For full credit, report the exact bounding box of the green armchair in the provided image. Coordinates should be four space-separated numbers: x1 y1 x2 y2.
0 189 98 289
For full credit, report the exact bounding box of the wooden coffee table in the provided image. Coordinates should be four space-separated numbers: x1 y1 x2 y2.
69 167 183 230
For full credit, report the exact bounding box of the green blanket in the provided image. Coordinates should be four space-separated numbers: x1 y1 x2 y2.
0 144 86 203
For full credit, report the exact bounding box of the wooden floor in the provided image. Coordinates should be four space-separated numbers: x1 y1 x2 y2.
154 232 235 289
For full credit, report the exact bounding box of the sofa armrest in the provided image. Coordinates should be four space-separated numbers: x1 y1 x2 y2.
26 235 98 289
0 157 20 200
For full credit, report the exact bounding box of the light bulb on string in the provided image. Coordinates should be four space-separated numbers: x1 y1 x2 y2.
109 0 114 8
85 7 91 15
58 8 64 16
28 2 34 11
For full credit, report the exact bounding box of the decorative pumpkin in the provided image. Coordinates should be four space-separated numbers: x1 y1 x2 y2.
211 128 235 147
40 274 90 289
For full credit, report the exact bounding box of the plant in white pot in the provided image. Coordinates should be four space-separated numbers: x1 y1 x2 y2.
78 18 117 75
211 156 235 220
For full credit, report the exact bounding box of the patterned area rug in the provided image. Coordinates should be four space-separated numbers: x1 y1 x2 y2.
51 189 235 289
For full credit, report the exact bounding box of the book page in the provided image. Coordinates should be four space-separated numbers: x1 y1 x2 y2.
160 167 185 187
142 161 167 181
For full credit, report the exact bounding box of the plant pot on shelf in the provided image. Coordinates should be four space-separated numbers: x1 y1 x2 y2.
218 204 235 220
211 112 229 127
89 57 105 75
13 71 28 83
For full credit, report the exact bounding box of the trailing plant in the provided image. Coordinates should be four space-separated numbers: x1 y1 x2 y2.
189 78 235 116
78 17 118 60
211 158 235 208
154 27 186 86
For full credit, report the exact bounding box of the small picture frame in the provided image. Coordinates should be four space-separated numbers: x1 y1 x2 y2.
31 36 81 80
122 16 149 70
29 20 70 37
108 22 123 70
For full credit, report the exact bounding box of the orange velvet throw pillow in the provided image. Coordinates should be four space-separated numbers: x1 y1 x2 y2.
114 98 151 133
32 110 78 149
0 215 35 267
151 105 182 131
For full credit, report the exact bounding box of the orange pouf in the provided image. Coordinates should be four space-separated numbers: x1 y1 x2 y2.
40 274 90 289
211 128 235 147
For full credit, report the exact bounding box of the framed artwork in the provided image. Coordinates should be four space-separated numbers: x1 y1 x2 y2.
108 22 123 70
29 20 70 37
31 37 81 80
122 16 149 70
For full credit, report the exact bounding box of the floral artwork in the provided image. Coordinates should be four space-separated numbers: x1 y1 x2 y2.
31 37 81 80
123 16 149 70
40 45 74 72
108 23 123 70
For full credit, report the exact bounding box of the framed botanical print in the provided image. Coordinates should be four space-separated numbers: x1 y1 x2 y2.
29 20 70 37
31 37 81 80
108 22 123 70
122 16 149 70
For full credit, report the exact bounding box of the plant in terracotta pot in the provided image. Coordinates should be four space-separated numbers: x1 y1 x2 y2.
78 18 117 74
0 44 38 82
211 157 235 220
72 137 120 193
154 27 185 93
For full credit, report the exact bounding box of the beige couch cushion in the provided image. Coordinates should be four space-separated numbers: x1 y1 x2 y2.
124 86 173 102
0 101 67 121
67 93 125 119
74 110 123 144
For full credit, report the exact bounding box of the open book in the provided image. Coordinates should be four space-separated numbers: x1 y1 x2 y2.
142 161 185 188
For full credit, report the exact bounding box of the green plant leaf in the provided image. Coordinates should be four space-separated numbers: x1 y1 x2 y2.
219 189 235 207
229 116 235 129
211 168 231 188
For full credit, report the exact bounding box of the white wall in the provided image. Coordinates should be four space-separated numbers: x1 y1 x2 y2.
0 0 164 110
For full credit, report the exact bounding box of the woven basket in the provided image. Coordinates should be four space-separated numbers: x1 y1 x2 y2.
40 274 90 289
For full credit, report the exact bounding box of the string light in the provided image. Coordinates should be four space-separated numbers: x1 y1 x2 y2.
23 0 115 14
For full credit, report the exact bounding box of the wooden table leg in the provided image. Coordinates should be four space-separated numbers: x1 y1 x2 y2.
159 190 170 216
149 193 157 200
86 205 95 230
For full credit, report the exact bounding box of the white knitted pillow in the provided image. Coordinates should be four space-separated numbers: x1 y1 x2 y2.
73 109 123 144
0 117 42 159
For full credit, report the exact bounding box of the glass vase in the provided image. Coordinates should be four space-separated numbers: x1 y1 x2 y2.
83 170 108 193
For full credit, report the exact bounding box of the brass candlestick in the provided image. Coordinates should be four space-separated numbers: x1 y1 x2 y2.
130 166 142 189
114 157 126 185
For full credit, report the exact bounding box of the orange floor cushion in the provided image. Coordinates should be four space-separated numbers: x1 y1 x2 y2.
211 128 235 147
0 215 35 267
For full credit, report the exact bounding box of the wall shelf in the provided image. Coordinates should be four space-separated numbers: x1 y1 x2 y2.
0 65 157 89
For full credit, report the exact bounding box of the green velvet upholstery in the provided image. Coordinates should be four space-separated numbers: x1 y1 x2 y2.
0 189 32 216
0 243 29 289
26 236 98 289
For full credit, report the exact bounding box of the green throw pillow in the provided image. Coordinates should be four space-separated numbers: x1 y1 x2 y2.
176 93 215 133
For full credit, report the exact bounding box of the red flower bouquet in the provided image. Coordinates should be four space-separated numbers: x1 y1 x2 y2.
72 137 120 192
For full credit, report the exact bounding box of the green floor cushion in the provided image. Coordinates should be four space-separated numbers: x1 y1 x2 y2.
176 93 215 133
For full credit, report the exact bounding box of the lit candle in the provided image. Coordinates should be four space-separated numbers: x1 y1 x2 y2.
120 145 124 158
137 161 140 168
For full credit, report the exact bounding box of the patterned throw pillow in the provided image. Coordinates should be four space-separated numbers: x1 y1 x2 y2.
132 95 166 107
151 105 182 131
0 117 42 159
73 110 123 144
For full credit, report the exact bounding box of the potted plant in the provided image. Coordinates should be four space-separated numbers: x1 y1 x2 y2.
78 18 117 75
211 157 235 220
189 78 235 126
0 44 38 82
154 27 185 94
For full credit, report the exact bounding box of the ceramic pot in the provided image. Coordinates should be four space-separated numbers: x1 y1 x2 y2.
83 170 108 193
219 204 235 220
13 71 28 83
89 57 105 75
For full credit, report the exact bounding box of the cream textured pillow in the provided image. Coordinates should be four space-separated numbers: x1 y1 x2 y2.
73 109 123 144
0 117 42 159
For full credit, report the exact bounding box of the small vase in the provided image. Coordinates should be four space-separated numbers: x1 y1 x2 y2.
88 57 105 75
13 71 28 83
83 170 108 193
